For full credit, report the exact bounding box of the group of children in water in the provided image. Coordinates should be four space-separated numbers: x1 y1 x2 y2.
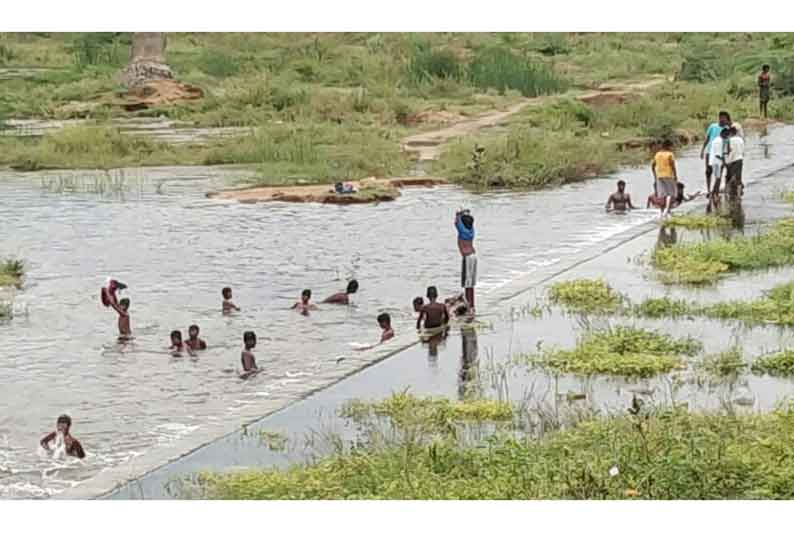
606 110 746 217
43 210 478 457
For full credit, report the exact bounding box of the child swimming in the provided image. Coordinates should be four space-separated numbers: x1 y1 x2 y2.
185 324 207 351
40 414 85 459
323 279 359 305
240 331 259 378
222 287 240 314
292 289 318 315
114 298 131 340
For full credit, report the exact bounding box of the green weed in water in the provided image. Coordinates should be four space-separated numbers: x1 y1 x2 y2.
633 297 694 318
700 347 747 378
548 278 623 314
653 218 794 285
753 350 794 377
663 214 731 230
525 326 701 378
196 399 794 499
701 282 794 326
0 259 24 288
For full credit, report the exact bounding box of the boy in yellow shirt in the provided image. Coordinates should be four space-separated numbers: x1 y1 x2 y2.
651 139 679 217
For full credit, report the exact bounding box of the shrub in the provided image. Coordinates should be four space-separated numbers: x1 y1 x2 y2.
197 50 241 78
468 46 566 97
548 278 623 314
406 42 463 84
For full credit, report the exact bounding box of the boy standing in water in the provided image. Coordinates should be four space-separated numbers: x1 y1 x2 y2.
169 330 193 356
292 289 318 314
455 209 477 315
240 331 259 377
40 414 86 459
323 280 359 305
417 286 450 332
222 287 240 314
113 298 131 340
185 324 207 351
605 180 636 213
651 140 678 217
759 64 771 119
709 128 731 197
726 126 745 197
377 313 394 343
700 111 730 193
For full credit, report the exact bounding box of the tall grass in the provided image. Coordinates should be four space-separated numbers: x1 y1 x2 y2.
468 46 567 97
406 41 464 84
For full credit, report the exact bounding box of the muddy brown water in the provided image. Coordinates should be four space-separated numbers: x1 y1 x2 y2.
2 125 794 499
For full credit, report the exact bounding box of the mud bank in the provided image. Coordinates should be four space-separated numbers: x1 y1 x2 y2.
207 177 447 205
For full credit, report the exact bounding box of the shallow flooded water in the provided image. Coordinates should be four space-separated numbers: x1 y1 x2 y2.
2 125 794 498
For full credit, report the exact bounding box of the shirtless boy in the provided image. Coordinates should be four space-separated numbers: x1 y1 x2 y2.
185 324 207 351
169 330 193 356
605 180 636 213
114 298 131 339
222 287 240 314
323 280 359 305
377 313 394 343
417 286 450 333
293 289 318 314
40 414 86 459
240 331 259 378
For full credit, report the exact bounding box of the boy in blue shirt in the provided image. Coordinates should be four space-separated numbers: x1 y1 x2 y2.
700 111 730 194
455 209 477 315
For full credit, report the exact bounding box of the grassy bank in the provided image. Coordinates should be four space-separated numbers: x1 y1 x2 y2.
197 392 794 499
2 33 793 187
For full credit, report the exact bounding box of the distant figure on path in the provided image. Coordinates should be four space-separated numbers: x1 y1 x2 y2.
240 331 259 378
416 286 450 333
40 415 86 459
605 180 636 213
323 280 359 305
700 111 730 193
222 287 240 314
651 140 679 217
759 65 771 118
185 324 207 351
455 209 477 315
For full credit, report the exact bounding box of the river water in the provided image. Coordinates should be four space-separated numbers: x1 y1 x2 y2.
1 125 793 499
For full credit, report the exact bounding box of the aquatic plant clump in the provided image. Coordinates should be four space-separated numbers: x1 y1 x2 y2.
548 278 623 314
527 326 701 378
633 297 694 319
652 218 794 284
752 351 794 377
701 281 794 326
663 214 731 230
197 404 794 499
700 347 747 378
0 259 24 288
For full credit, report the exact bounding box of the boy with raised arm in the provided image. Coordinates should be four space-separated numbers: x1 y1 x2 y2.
455 209 477 315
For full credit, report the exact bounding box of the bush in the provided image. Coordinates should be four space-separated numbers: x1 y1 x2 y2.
71 33 127 68
677 51 732 83
406 42 463 84
469 46 566 97
197 50 241 78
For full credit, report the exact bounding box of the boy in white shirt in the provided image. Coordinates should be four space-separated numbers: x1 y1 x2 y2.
709 128 730 196
726 126 745 197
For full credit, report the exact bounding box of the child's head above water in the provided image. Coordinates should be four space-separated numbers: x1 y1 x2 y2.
170 330 183 346
243 330 257 349
346 280 359 294
119 298 130 310
222 287 232 300
56 414 72 432
377 313 391 330
188 324 200 338
426 286 439 301
413 297 424 312
301 289 312 302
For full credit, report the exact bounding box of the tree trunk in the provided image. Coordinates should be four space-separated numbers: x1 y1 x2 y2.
120 32 173 89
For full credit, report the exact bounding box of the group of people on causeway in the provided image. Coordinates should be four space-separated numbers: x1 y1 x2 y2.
41 210 478 458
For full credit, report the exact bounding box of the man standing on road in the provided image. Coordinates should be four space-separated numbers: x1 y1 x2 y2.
759 64 772 119
455 209 477 316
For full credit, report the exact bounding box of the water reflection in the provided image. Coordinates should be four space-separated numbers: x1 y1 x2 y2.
656 225 678 248
458 327 480 399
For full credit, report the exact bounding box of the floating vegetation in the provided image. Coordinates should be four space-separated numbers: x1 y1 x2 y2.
663 213 731 230
548 278 623 314
523 326 701 378
653 218 794 284
259 431 289 453
341 391 514 436
0 301 11 319
196 401 794 499
701 281 794 326
752 350 794 377
699 347 747 378
39 170 149 196
781 191 794 205
632 296 693 319
0 259 24 288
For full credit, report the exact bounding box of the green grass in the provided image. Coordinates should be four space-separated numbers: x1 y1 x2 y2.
700 347 747 378
664 213 731 230
753 350 794 377
524 326 701 378
196 394 794 499
548 278 623 314
0 259 24 288
702 282 794 326
652 218 794 285
632 296 694 318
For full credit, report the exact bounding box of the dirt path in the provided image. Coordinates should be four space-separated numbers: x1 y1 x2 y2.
400 76 668 162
